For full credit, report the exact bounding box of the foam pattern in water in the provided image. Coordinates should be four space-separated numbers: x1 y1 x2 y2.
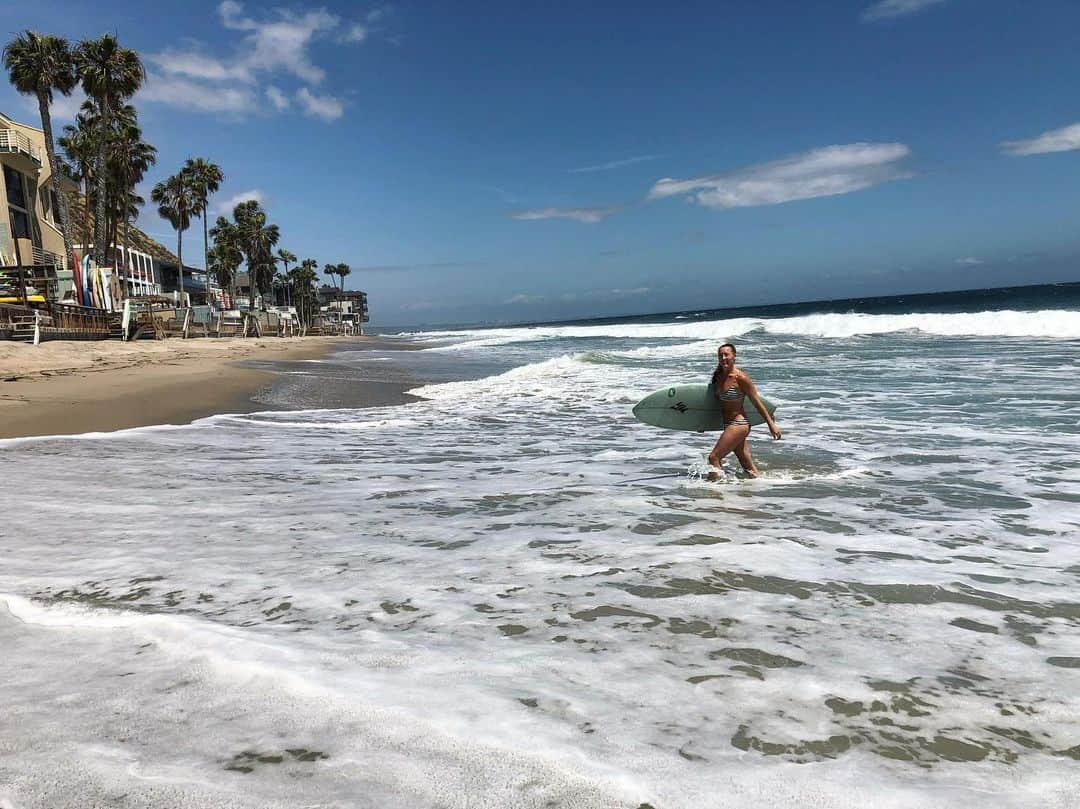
2 309 1079 808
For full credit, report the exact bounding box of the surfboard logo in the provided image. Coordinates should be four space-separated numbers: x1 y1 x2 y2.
667 387 676 397
670 401 688 413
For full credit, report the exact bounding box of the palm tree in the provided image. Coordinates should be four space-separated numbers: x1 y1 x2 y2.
75 34 144 265
335 263 351 303
151 170 194 298
58 106 98 248
291 258 319 332
184 157 224 283
233 200 279 311
322 262 339 301
208 215 243 307
3 31 78 265
275 248 296 306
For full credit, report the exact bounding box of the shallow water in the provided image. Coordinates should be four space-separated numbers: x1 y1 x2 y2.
2 302 1079 808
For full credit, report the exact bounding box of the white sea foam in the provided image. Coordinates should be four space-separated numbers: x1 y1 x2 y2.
402 308 1080 345
3 297 1080 807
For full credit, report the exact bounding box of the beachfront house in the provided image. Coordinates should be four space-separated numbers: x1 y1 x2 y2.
0 110 184 305
0 110 73 280
232 271 267 311
317 285 369 318
156 260 209 304
317 284 368 335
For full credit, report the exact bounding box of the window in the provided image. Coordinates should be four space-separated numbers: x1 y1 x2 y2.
4 165 26 208
8 207 29 238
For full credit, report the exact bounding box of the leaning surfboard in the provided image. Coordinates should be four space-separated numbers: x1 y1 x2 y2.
632 384 777 432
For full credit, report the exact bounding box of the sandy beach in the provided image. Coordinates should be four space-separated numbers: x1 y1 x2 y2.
0 337 349 439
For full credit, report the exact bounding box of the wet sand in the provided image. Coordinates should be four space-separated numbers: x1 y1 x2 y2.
0 337 351 439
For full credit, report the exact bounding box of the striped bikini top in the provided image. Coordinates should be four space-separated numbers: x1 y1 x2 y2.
717 384 742 401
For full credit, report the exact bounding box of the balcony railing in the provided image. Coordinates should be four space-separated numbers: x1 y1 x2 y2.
0 129 41 165
31 245 66 270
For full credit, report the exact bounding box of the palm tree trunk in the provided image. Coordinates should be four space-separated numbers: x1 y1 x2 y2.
36 93 75 272
82 179 91 255
176 229 185 301
122 214 130 299
201 192 209 291
93 103 109 266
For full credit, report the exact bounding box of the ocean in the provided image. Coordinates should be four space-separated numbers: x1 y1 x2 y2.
2 282 1079 808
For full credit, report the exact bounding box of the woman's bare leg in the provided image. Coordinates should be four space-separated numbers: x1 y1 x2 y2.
708 425 750 479
733 437 758 478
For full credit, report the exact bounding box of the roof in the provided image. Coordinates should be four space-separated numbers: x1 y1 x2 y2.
64 191 180 264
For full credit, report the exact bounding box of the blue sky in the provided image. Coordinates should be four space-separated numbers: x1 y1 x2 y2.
4 0 1080 325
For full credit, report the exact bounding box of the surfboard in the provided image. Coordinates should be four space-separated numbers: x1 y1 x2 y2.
632 384 777 433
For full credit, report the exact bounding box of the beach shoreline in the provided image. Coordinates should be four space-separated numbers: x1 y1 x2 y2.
0 337 352 440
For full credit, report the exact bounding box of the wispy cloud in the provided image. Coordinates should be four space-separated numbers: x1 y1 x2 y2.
140 75 257 114
22 92 87 123
218 0 336 84
342 24 368 42
214 188 265 214
1001 122 1080 156
265 85 290 111
355 261 481 272
570 154 665 173
956 256 983 265
505 287 650 305
861 0 948 22
511 206 617 224
505 293 546 305
648 143 912 210
296 87 344 121
141 1 372 119
146 46 248 83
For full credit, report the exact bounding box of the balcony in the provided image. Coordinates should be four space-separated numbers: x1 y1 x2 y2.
31 245 66 270
0 129 42 166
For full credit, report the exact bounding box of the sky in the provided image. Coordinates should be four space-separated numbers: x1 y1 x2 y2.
3 0 1080 326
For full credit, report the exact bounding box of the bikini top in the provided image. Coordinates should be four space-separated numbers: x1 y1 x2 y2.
717 384 742 401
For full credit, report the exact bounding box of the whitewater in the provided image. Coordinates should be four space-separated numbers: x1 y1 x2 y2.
2 291 1079 808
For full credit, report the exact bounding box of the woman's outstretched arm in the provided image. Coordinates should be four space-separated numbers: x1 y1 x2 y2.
739 373 782 440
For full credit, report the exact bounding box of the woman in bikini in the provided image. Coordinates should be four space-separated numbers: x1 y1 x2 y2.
708 343 781 479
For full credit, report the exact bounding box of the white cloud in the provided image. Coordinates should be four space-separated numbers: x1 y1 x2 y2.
571 154 665 173
648 143 912 210
20 91 87 123
506 287 650 305
343 24 368 42
505 293 547 304
141 1 363 120
265 85 290 111
956 257 983 265
216 1 336 84
861 0 947 22
511 206 617 224
296 87 344 121
147 48 248 83
1001 122 1080 156
214 189 265 215
139 74 257 114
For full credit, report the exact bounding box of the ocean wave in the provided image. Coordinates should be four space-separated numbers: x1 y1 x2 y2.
758 309 1080 339
400 308 1080 345
408 354 589 400
0 422 193 449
